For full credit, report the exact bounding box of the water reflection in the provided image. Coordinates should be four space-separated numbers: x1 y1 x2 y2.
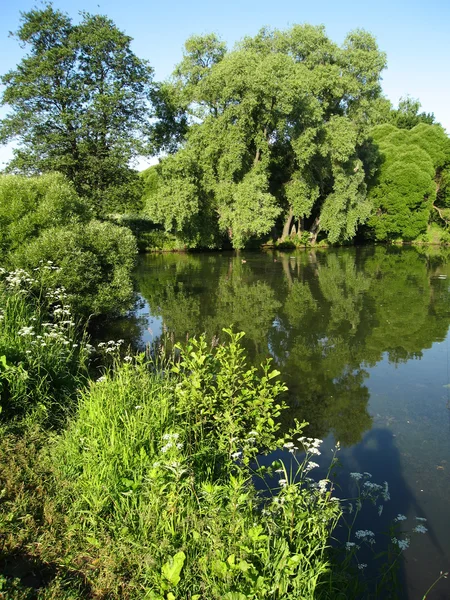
132 246 450 449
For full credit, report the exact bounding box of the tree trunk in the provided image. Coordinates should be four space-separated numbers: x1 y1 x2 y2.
309 216 321 245
280 206 294 241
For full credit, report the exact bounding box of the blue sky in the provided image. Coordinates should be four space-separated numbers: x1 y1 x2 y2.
1 0 449 168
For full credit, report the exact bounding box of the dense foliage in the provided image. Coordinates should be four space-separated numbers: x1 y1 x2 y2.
0 173 137 318
144 26 388 248
367 124 450 240
0 5 153 215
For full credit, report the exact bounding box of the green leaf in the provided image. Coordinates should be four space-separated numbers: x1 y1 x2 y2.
161 551 186 587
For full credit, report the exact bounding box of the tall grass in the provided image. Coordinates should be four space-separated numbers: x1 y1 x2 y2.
54 331 341 599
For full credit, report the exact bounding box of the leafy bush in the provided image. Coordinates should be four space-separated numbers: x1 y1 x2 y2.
0 173 91 253
55 331 341 598
368 124 450 241
11 220 137 318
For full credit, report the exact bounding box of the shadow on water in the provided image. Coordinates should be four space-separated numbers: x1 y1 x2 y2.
345 428 447 600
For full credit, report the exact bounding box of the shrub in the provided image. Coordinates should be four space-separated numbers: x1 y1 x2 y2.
0 173 91 254
11 221 137 318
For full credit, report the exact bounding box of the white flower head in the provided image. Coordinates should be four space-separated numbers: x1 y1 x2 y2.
413 525 428 534
394 514 407 522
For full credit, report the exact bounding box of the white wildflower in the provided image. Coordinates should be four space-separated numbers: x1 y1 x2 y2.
392 537 410 551
345 542 356 550
413 525 428 534
318 479 328 493
394 514 407 522
350 472 363 481
355 530 375 540
358 563 367 570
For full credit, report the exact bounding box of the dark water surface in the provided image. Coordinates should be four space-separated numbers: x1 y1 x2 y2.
106 246 450 598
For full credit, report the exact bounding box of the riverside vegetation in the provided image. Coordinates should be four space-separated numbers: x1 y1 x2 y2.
0 5 449 598
0 266 447 598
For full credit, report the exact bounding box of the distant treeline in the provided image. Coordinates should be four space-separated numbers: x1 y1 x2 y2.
1 7 449 252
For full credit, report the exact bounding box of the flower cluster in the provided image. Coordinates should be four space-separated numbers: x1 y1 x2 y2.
161 432 183 454
97 339 125 353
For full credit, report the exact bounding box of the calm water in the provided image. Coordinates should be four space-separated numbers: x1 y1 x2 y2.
105 246 450 599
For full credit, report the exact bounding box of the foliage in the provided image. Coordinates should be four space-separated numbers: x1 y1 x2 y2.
147 25 387 248
0 173 90 254
53 331 341 598
10 220 137 318
389 96 435 130
0 5 153 215
0 268 90 426
367 123 450 240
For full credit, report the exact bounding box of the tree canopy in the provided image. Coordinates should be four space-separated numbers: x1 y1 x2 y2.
367 123 450 240
144 25 387 248
0 5 153 215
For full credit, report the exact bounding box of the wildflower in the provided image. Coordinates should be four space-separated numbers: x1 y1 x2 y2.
378 505 384 516
382 481 390 501
413 525 428 534
358 563 367 570
96 376 107 383
394 514 407 522
304 461 319 472
278 479 288 487
318 479 328 493
18 326 34 336
345 542 356 550
392 537 410 551
308 447 321 456
355 530 375 541
124 356 133 362
248 430 258 436
415 517 427 522
288 446 298 453
283 442 295 449
350 472 363 481
232 451 242 460
161 443 173 453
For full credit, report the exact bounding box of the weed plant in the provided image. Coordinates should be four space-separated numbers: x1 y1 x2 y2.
54 331 341 599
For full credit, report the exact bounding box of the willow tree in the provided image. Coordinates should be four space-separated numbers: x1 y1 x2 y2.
146 25 386 248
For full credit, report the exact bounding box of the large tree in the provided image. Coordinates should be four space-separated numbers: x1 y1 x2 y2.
145 25 386 248
0 5 153 215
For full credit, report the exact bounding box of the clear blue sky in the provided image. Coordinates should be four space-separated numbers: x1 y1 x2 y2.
1 0 449 168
